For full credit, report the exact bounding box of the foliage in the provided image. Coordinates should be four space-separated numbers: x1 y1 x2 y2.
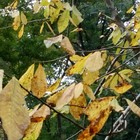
0 0 140 140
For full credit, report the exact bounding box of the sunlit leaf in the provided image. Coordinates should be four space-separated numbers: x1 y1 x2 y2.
82 70 99 85
21 11 27 25
85 52 103 72
18 24 24 38
126 6 134 13
61 36 75 55
12 15 20 30
73 82 83 98
67 55 89 75
125 98 140 117
46 79 61 93
57 10 70 33
70 55 83 62
70 94 86 120
83 84 95 100
19 64 34 95
113 81 132 94
0 77 30 140
31 64 47 98
56 83 75 110
0 69 4 92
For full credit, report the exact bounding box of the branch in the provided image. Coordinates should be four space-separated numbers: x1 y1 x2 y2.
21 85 85 130
104 93 140 140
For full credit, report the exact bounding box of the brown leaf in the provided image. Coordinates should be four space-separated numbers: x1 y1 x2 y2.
31 64 47 98
0 77 30 140
78 108 111 140
70 94 86 120
56 83 75 110
61 37 75 55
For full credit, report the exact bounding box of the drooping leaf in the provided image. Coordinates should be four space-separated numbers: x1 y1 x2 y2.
0 69 4 92
73 82 83 98
12 15 20 30
21 11 27 25
19 64 34 95
125 98 140 117
83 84 95 100
39 22 44 34
44 34 63 48
70 94 86 120
0 77 30 140
70 55 83 62
56 83 75 110
18 24 24 38
61 36 75 55
57 10 70 33
72 6 83 26
85 51 103 72
23 121 43 140
31 64 47 98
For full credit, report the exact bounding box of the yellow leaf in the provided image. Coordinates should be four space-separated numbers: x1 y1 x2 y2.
61 36 75 55
126 6 134 13
31 64 47 98
33 1 41 14
113 81 132 94
78 108 111 140
40 22 44 34
82 70 99 85
70 55 83 62
0 69 4 92
56 83 75 110
44 6 49 18
72 6 83 26
47 90 64 107
10 0 18 9
19 64 34 94
31 105 50 122
57 10 70 33
12 15 20 30
85 51 103 72
18 25 24 38
67 55 88 75
110 98 124 112
125 98 140 117
70 94 86 120
23 121 43 140
84 96 114 121
0 77 30 140
83 85 95 100
73 82 83 98
21 11 27 25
